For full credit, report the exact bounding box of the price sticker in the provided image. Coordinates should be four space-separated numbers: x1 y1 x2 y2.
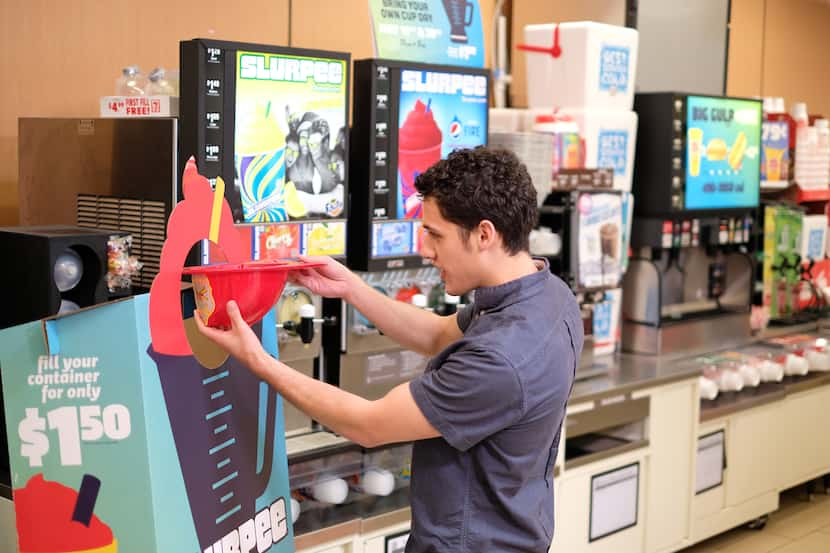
19 404 132 467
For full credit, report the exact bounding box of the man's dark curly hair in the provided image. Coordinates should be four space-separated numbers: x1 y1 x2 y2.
414 146 537 255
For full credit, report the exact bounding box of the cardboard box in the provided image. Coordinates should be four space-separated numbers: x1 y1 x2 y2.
0 295 294 552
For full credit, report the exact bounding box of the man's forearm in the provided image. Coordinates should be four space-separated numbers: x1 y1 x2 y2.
256 351 380 446
344 274 457 356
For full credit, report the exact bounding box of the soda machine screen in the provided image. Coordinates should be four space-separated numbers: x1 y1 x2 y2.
684 96 761 210
233 51 349 223
396 68 488 219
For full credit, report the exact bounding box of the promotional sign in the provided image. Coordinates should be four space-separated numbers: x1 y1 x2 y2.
396 67 488 218
0 160 295 552
763 204 803 319
593 288 622 356
685 96 762 210
577 193 624 289
368 0 485 67
761 120 789 185
235 50 348 223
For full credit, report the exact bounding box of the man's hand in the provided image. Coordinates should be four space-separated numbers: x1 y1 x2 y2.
289 256 360 301
193 300 269 379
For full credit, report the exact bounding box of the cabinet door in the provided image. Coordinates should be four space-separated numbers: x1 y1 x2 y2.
725 403 780 507
642 381 697 553
297 536 359 553
555 452 647 552
779 385 830 489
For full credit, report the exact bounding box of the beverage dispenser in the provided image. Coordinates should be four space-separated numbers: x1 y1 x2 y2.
623 93 762 355
179 38 351 434
331 58 490 399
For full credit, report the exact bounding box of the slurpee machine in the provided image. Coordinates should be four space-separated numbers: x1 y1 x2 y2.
333 59 490 401
279 58 490 537
179 38 351 436
623 93 762 354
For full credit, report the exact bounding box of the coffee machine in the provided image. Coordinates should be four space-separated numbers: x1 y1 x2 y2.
622 93 762 355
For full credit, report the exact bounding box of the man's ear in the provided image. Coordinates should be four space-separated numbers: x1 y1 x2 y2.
477 219 498 251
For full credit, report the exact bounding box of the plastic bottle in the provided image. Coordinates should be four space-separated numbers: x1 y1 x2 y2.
145 67 178 96
116 66 147 96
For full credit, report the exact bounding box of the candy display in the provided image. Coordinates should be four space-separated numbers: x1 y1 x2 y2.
106 235 142 294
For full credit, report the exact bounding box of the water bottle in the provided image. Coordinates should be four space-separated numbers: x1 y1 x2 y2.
116 66 147 96
146 67 178 96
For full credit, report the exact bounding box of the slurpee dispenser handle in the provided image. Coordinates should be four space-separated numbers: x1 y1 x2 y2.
299 303 316 345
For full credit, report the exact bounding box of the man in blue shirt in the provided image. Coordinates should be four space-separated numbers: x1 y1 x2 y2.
197 147 584 552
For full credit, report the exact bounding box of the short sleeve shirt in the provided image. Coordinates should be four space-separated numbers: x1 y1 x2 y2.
407 259 583 552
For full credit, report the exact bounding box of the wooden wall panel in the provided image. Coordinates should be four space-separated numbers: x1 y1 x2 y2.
5 0 828 227
0 0 289 226
509 0 626 107
761 0 830 117
725 0 765 98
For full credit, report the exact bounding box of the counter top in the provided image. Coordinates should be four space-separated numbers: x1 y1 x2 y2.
571 321 830 406
571 352 701 404
700 372 830 422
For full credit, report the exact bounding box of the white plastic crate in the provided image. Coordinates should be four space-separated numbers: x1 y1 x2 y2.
558 108 638 192
522 22 639 111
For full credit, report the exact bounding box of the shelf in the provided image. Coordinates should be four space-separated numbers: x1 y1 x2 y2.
795 187 830 203
761 180 790 191
765 184 830 203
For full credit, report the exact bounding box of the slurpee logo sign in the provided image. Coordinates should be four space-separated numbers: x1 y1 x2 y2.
239 53 344 86
401 70 487 97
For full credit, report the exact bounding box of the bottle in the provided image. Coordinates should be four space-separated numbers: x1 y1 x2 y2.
116 66 147 96
145 67 178 96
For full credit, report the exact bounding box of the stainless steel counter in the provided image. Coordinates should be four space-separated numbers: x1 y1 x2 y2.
573 321 830 418
572 352 702 404
287 321 830 548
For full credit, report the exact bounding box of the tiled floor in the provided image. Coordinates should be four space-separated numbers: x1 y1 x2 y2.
680 488 830 552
